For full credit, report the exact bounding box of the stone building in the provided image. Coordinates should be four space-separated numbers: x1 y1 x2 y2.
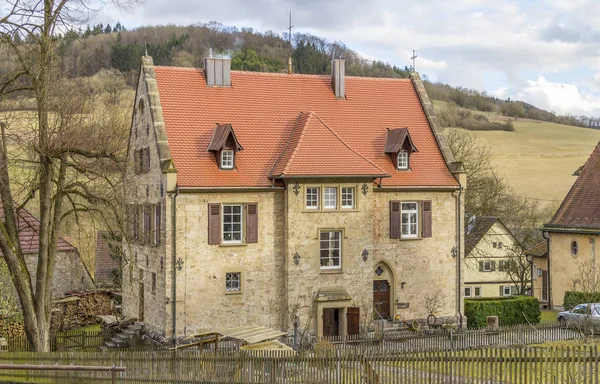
543 141 600 309
464 217 527 298
122 55 466 341
0 207 94 300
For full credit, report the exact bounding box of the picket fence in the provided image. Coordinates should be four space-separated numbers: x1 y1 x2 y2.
2 346 600 383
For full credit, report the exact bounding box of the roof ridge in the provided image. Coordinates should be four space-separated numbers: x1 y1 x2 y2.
281 112 311 176
268 112 305 178
310 113 388 175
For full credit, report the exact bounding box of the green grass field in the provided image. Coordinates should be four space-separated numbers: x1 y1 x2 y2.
433 101 600 208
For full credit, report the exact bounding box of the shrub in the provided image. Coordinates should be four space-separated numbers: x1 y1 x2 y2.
465 295 540 329
563 291 600 311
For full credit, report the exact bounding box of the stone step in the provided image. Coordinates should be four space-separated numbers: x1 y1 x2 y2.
111 337 127 346
123 328 138 336
116 332 132 340
128 324 143 331
98 345 110 352
104 341 116 348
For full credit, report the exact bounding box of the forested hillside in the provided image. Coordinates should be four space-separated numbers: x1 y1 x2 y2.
3 21 598 128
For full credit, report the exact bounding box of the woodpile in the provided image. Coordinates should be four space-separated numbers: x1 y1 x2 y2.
0 317 25 339
51 291 118 332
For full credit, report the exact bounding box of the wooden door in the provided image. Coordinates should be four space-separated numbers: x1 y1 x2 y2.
323 308 339 337
373 280 390 319
347 307 360 336
542 270 548 302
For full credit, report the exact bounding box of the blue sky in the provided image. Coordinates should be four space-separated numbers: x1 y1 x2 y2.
97 0 600 117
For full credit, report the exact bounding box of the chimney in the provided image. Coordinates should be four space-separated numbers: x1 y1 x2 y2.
204 54 231 87
331 59 345 99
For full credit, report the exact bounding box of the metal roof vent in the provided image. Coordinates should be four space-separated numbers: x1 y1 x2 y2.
331 59 345 99
205 53 231 87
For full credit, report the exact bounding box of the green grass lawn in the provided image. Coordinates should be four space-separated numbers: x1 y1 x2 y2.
540 309 559 324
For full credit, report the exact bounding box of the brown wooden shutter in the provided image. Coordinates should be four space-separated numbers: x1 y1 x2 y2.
246 203 258 244
208 203 221 245
422 200 432 238
145 148 151 172
479 261 484 271
389 200 401 239
155 204 161 245
347 307 360 336
144 204 151 244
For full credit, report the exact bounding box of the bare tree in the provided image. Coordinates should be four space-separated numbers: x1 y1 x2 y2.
0 0 134 351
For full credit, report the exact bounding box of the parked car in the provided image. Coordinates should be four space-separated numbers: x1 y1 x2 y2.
557 303 600 326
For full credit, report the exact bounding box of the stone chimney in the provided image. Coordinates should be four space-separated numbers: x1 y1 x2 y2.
205 54 231 87
331 59 345 99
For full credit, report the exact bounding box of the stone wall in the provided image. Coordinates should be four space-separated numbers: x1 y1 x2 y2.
548 233 599 309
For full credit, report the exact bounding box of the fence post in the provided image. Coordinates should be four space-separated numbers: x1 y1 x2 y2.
111 365 116 384
336 349 341 384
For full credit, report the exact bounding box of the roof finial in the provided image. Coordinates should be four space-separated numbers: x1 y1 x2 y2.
411 49 417 73
287 11 294 74
144 33 148 56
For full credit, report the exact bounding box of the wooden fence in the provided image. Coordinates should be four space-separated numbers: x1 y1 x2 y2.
2 346 600 383
4 329 111 352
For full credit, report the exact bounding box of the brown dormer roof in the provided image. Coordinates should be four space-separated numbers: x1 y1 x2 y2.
206 123 243 152
546 141 600 231
384 128 418 154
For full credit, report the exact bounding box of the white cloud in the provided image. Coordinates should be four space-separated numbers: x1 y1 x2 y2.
518 76 600 116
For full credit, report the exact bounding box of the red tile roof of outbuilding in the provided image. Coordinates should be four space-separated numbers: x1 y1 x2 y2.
153 67 459 188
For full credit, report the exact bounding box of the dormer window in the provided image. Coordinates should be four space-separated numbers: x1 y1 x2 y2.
221 149 234 169
206 123 244 170
397 151 409 170
384 128 418 171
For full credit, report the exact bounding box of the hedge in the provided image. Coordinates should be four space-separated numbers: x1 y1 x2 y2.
563 291 600 311
465 295 540 329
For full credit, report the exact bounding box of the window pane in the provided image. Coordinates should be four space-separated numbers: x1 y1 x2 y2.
222 204 243 243
342 187 354 208
324 187 337 208
320 231 342 269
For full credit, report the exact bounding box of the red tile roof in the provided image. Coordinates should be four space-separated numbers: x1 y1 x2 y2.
0 207 76 254
547 141 600 230
153 67 459 188
271 112 388 178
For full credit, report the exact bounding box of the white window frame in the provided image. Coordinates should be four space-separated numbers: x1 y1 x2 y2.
222 204 243 244
324 187 337 209
306 187 319 209
483 261 492 272
225 272 241 292
319 231 342 270
341 187 354 209
474 286 482 297
502 285 512 297
221 149 234 169
401 202 419 238
397 151 409 170
464 287 472 298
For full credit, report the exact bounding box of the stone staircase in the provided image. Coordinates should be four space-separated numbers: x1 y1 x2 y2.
99 321 144 351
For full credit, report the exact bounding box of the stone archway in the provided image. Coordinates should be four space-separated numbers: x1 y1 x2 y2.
373 261 395 320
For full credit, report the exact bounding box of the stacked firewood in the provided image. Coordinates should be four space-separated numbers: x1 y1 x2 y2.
51 291 118 332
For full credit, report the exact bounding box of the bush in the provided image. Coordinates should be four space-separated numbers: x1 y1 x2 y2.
563 291 600 311
465 295 540 329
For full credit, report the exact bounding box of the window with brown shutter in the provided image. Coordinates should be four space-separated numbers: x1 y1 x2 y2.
246 203 258 243
154 204 161 245
422 200 432 238
208 203 221 245
389 200 401 239
143 204 151 244
145 147 151 173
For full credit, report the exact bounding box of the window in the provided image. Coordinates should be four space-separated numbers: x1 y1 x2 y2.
537 268 543 277
320 231 341 269
498 242 503 249
222 204 242 243
225 272 241 292
502 286 512 297
464 287 472 297
401 202 418 238
397 151 409 170
493 242 498 248
483 261 492 272
571 240 578 256
324 187 337 209
221 149 234 169
306 187 319 209
153 204 161 245
474 286 482 297
341 187 354 209
573 304 588 314
151 273 156 294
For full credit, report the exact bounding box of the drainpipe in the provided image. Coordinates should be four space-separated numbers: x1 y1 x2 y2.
455 187 464 328
171 188 179 346
543 230 551 308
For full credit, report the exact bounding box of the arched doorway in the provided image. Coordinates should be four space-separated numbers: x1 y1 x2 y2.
373 261 395 320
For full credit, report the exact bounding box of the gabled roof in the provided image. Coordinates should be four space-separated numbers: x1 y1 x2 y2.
0 207 76 254
525 240 547 258
384 128 418 154
270 112 388 178
152 66 459 188
206 123 244 152
546 141 600 230
465 217 498 256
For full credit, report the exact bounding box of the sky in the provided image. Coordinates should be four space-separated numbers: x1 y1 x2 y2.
97 0 600 117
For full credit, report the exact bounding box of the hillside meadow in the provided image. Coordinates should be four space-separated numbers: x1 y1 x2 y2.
434 101 600 208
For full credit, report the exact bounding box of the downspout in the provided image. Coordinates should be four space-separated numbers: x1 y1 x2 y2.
455 187 464 328
171 188 179 346
543 230 551 308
